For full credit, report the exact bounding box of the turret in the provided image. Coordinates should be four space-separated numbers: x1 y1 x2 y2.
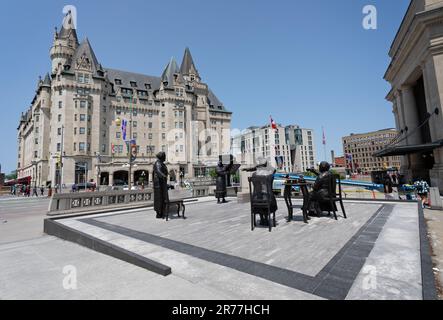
180 47 201 82
50 10 79 75
161 57 182 88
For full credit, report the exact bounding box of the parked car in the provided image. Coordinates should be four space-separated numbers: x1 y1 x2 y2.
112 179 126 186
123 185 139 191
72 182 96 191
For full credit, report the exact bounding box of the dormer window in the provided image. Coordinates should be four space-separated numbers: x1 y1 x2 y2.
145 83 151 90
137 90 148 97
130 81 137 88
190 74 195 81
115 79 122 85
121 88 133 96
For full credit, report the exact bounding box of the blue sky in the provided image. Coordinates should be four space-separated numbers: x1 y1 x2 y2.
0 0 410 173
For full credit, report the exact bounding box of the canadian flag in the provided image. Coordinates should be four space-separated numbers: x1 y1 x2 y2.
270 116 277 130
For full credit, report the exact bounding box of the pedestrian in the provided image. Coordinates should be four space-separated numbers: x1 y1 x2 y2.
414 178 430 208
33 186 38 197
40 186 44 196
26 185 31 197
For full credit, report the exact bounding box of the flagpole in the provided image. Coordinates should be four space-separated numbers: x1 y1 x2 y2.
270 116 276 169
129 93 133 189
322 126 327 163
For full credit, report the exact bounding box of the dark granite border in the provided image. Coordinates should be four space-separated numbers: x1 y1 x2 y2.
418 202 438 300
44 218 172 276
79 204 393 300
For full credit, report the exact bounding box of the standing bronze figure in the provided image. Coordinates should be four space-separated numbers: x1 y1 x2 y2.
215 161 231 204
153 152 169 219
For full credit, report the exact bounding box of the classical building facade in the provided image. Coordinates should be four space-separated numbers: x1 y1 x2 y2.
231 124 316 173
381 0 443 192
343 129 402 173
17 11 232 188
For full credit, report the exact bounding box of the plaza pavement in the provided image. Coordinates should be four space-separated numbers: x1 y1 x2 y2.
0 196 50 244
9 197 428 300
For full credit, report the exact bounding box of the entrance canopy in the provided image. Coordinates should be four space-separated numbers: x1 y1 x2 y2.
373 139 443 157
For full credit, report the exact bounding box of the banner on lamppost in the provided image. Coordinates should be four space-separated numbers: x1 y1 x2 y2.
122 120 127 141
130 139 137 163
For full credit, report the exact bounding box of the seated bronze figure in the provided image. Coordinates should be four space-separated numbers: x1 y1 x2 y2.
308 161 333 216
246 159 278 226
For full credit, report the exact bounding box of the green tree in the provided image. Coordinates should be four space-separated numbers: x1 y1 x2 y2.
303 171 317 178
6 170 17 180
209 168 217 179
330 169 346 180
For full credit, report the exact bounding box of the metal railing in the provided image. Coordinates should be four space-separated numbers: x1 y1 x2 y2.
48 189 154 215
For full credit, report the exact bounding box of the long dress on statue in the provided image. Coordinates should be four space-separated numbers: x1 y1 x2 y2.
153 160 169 217
215 165 229 200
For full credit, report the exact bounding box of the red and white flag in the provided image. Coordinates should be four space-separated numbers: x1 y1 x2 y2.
270 116 277 130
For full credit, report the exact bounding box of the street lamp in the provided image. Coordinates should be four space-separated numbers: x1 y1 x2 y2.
95 152 101 187
31 161 37 188
59 125 65 193
115 93 135 189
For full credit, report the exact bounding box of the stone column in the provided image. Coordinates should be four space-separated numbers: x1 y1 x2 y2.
401 85 422 145
423 55 443 193
237 169 252 203
401 85 427 180
109 172 114 186
395 90 410 179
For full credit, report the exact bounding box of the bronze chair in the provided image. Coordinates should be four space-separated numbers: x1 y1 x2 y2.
321 174 347 220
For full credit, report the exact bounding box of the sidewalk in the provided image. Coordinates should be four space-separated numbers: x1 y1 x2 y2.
425 208 443 299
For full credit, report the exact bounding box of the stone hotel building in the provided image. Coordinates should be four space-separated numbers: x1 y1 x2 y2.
16 11 232 187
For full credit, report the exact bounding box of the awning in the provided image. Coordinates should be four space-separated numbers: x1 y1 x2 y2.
374 139 443 157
